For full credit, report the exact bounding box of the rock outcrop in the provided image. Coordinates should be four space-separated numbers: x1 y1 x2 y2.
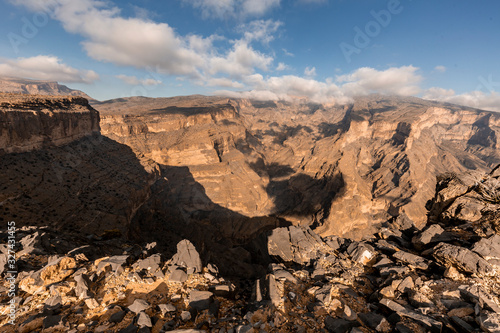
0 94 100 154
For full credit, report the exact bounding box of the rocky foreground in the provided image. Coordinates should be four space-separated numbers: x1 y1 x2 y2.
1 166 500 332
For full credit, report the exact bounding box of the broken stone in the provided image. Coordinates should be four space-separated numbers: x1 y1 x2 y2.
373 256 394 269
396 276 414 293
376 239 401 253
170 240 202 274
97 255 129 275
478 311 500 333
379 266 410 277
158 303 176 316
448 307 474 318
168 266 188 283
450 315 474 332
267 226 330 265
109 310 127 323
74 273 92 299
460 285 500 313
358 312 391 332
342 305 357 321
189 290 213 311
433 242 495 277
209 284 233 298
412 225 453 250
409 291 434 308
128 299 150 314
180 310 191 321
324 317 357 333
392 251 429 270
267 274 284 309
380 298 442 332
391 213 417 236
347 242 377 265
134 254 161 273
443 265 463 280
40 256 76 285
379 286 395 298
43 315 64 329
85 298 99 309
119 323 138 333
472 234 500 262
136 312 152 328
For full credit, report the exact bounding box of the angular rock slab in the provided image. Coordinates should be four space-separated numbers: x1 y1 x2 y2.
267 226 332 265
170 240 202 274
473 235 500 263
433 242 496 277
189 290 213 311
478 311 500 333
380 298 442 333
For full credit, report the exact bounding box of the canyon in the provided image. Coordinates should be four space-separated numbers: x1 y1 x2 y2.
95 94 499 240
1 82 500 332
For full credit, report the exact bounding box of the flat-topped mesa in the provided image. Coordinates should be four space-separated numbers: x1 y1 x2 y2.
0 93 100 154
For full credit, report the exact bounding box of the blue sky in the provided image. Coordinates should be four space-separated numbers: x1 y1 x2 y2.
0 0 499 110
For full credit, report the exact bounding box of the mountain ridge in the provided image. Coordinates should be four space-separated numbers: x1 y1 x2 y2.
0 76 94 101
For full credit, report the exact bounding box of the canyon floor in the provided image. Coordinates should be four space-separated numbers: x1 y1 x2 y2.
1 89 500 332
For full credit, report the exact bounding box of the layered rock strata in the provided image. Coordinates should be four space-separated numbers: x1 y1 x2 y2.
0 94 100 154
95 95 500 238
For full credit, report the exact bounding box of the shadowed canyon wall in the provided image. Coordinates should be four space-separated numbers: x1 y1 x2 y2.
95 95 500 239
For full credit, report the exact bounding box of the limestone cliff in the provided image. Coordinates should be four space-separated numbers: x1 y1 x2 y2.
96 95 500 239
0 94 162 240
0 94 100 154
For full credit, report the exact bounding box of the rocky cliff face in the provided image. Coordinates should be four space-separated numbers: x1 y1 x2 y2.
0 94 164 240
0 94 100 154
96 95 500 239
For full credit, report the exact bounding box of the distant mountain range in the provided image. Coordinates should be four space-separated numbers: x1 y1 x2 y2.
0 76 94 100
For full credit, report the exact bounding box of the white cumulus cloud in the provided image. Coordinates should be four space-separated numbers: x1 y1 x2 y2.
434 65 446 73
276 62 290 71
424 87 500 112
0 55 99 83
116 75 162 86
304 66 316 77
336 66 423 96
183 0 280 19
239 19 282 44
216 66 426 104
11 0 276 83
208 40 273 77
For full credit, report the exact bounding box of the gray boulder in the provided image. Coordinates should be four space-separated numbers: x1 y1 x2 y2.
128 299 150 314
170 240 202 274
267 226 331 265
